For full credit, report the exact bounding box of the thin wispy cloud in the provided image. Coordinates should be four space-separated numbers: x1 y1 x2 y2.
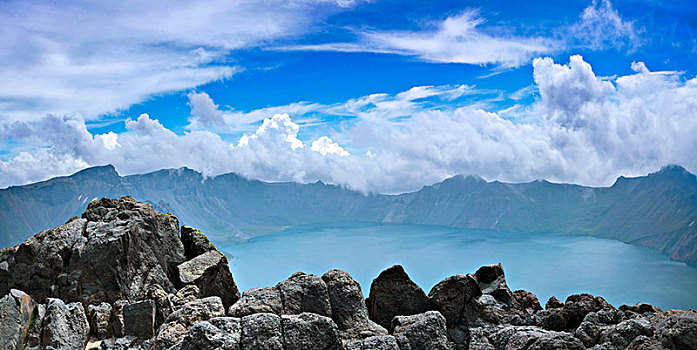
0 0 363 122
277 11 556 67
570 0 642 50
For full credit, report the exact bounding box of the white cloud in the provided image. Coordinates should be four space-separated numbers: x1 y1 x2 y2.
1 56 696 194
187 91 226 128
532 55 615 127
571 0 641 50
277 11 554 67
0 0 362 122
96 132 120 151
311 136 350 156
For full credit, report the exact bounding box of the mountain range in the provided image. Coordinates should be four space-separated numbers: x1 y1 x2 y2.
1 164 696 264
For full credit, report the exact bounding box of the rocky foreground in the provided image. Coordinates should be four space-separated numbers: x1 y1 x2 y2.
0 197 695 350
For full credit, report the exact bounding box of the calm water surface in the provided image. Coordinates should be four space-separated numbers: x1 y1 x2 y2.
223 222 697 310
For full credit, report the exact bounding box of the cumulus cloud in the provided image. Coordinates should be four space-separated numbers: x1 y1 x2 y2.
571 0 641 50
0 0 363 121
532 55 615 127
277 11 554 67
311 137 350 156
1 56 696 194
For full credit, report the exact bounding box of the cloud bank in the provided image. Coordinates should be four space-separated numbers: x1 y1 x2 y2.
1 56 696 193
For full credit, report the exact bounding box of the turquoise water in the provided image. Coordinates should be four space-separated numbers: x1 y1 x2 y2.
223 222 697 310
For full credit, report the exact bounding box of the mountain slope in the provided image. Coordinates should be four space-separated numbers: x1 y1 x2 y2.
1 165 696 264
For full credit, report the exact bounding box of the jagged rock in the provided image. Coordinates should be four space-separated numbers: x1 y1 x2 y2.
76 197 186 305
9 219 85 303
473 263 506 292
656 309 697 350
346 335 401 350
112 300 129 338
491 325 585 350
536 293 615 331
392 311 453 350
88 302 113 340
546 296 564 309
628 334 669 350
170 285 200 309
240 313 283 350
0 289 37 350
428 273 481 327
180 226 215 260
281 312 343 350
467 327 496 350
176 250 239 309
151 296 225 350
277 272 333 317
170 317 241 350
228 287 283 317
619 302 662 314
512 290 542 311
146 284 174 329
7 197 188 306
24 303 46 350
321 269 387 340
536 308 567 331
574 309 624 347
123 300 156 338
0 246 17 296
98 336 150 350
596 318 654 349
366 265 432 330
41 298 89 350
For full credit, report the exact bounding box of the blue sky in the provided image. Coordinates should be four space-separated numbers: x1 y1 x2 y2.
1 0 696 193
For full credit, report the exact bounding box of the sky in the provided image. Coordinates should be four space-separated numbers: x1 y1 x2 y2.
1 0 696 193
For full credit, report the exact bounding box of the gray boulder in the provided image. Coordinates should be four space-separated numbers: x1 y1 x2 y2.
596 318 654 349
98 336 150 350
88 302 113 339
6 197 187 306
546 296 564 309
277 272 332 317
574 309 624 347
123 300 156 339
0 289 37 350
281 312 343 350
240 313 283 350
170 285 200 309
228 287 283 317
366 265 432 330
71 197 186 304
170 317 241 350
537 293 615 331
176 249 239 309
657 309 697 350
428 273 481 327
9 218 85 303
491 326 585 350
619 302 663 314
392 311 453 350
322 269 387 340
346 335 401 350
41 298 89 350
152 296 226 350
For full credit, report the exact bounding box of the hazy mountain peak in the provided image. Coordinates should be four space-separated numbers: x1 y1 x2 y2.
71 164 118 178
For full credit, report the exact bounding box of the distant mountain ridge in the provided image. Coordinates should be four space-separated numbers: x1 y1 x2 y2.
1 164 696 264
